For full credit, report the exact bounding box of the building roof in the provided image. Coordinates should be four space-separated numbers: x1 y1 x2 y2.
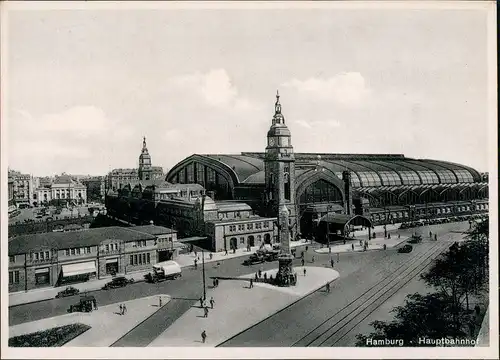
215 201 253 212
131 225 176 236
8 226 156 256
167 153 482 187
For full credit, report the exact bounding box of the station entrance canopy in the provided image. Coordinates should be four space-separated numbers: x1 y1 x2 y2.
319 214 372 234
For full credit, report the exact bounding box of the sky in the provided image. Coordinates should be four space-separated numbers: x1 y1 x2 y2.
4 3 495 176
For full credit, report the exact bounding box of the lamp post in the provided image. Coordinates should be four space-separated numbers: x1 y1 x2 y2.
201 248 206 301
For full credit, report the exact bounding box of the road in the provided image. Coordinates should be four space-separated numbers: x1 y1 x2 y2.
10 221 470 347
219 221 470 347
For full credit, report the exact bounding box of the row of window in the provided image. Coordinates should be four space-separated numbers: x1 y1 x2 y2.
9 271 20 285
134 240 148 248
65 247 92 256
105 243 119 252
129 252 151 266
228 221 270 232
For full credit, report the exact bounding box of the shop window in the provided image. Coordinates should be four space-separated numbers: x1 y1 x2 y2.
71 249 75 255
86 247 91 254
9 271 20 285
147 253 151 264
130 255 134 265
66 249 70 256
134 255 138 265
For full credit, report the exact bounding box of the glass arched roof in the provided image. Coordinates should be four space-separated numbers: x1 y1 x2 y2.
166 153 482 188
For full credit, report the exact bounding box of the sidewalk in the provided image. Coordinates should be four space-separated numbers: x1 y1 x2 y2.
175 238 312 268
314 236 408 254
148 266 339 347
9 239 312 307
9 295 170 347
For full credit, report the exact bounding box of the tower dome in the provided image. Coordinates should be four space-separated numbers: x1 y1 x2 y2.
267 90 291 138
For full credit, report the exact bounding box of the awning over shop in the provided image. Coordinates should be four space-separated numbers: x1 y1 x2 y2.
35 267 50 274
106 258 118 264
62 261 96 277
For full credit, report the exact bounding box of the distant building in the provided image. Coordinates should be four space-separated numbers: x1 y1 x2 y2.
106 181 277 252
8 170 34 207
107 137 164 191
35 174 87 206
8 225 178 293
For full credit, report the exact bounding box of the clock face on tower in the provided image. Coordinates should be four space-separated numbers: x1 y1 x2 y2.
269 138 275 146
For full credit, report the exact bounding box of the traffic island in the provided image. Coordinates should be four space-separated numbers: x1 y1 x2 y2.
9 295 171 347
148 266 339 347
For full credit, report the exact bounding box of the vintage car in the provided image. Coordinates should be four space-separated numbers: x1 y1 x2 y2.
102 276 134 290
408 234 423 244
68 295 96 313
398 244 413 253
55 286 80 298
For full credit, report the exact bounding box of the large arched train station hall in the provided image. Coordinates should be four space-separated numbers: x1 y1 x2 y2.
166 153 489 239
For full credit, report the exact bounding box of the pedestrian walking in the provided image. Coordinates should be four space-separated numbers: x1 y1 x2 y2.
359 239 363 247
429 231 432 237
330 258 334 268
194 250 197 258
258 269 262 278
434 234 437 241
255 273 258 280
351 243 355 251
325 283 330 293
123 304 127 315
303 268 307 276
225 249 228 255
305 245 309 252
233 247 236 254
200 297 204 308
398 234 401 239
264 272 267 280
215 278 219 287
119 304 123 315
249 279 254 288
209 297 215 309
194 259 198 269
159 296 162 307
311 256 315 263
209 252 213 260
204 307 209 318
383 244 387 250
301 251 304 259
329 246 332 253
201 330 207 343
301 258 305 266
213 278 216 287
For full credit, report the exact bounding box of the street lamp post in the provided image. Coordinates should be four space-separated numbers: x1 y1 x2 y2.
201 249 207 301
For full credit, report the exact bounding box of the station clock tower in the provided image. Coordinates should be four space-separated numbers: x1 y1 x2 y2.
265 91 297 248
138 136 153 181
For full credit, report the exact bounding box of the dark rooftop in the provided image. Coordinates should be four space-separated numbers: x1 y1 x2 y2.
8 226 156 256
131 225 176 236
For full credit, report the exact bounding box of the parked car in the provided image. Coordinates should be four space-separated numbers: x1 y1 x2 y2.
68 295 96 313
102 276 134 290
408 234 422 244
55 286 80 298
398 244 413 253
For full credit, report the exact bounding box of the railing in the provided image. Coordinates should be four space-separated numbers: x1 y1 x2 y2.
28 257 56 265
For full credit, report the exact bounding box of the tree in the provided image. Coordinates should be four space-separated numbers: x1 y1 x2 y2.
356 292 468 346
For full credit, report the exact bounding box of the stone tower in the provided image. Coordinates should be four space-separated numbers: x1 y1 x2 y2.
264 91 297 245
138 136 152 181
265 91 297 287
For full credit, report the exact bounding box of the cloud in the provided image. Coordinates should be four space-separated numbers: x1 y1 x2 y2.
8 106 135 175
282 72 371 107
294 119 341 129
167 69 256 110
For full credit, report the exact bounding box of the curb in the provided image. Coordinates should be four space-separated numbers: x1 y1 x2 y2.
216 270 339 347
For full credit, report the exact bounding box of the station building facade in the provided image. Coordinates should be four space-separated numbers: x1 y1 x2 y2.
166 93 489 238
8 225 178 293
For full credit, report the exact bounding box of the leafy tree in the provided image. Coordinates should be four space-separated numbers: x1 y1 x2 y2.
356 292 468 347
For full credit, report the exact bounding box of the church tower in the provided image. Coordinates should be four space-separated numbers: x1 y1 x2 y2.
138 136 152 181
265 91 297 244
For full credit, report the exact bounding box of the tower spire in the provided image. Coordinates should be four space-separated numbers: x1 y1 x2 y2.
143 136 147 149
275 90 282 115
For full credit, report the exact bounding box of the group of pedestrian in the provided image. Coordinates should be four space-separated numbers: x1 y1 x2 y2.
212 278 219 287
118 304 127 315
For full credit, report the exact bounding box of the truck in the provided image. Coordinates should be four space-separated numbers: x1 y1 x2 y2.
243 246 280 265
144 261 182 283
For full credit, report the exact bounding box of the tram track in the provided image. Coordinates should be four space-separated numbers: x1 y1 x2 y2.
292 241 450 347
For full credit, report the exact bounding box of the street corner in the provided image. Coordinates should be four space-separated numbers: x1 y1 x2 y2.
9 294 173 347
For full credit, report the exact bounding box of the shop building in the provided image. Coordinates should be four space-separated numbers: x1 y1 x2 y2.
8 225 178 293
